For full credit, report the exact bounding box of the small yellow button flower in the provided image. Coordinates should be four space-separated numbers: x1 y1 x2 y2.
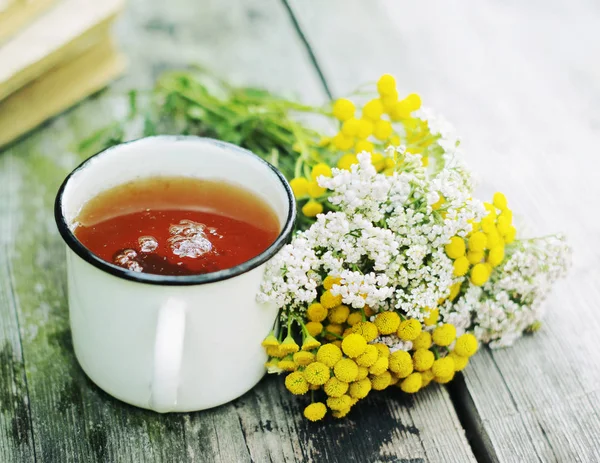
351 321 379 342
467 250 485 265
389 135 401 146
279 335 300 355
302 334 321 351
374 311 401 335
341 333 368 358
310 163 332 181
371 371 392 390
285 371 309 395
432 357 455 379
341 117 360 137
470 263 491 286
327 394 353 411
316 343 343 368
304 402 327 421
368 356 389 376
412 331 432 350
261 333 279 348
307 302 327 322
305 321 323 337
404 93 422 111
423 308 439 326
493 192 508 210
332 408 352 419
432 323 457 347
496 215 511 236
468 232 488 252
356 118 374 139
328 305 350 324
320 291 342 310
356 366 369 380
324 377 349 398
362 99 384 121
278 355 297 371
445 236 466 259
371 152 385 171
434 372 455 384
397 319 422 341
332 98 355 121
337 153 359 170
332 132 354 151
303 361 330 385
412 349 435 372
293 351 315 366
377 74 397 96
400 372 422 393
486 229 503 249
373 343 390 358
419 369 435 388
346 311 363 327
453 256 470 276
448 351 469 371
373 119 393 140
448 281 462 301
324 323 343 341
323 275 342 290
390 102 411 121
266 345 283 358
389 350 413 378
431 195 446 211
504 225 517 244
349 378 372 399
334 358 359 382
289 177 309 198
355 139 374 154
356 345 378 367
307 180 326 198
301 200 323 218
487 246 505 267
454 333 478 357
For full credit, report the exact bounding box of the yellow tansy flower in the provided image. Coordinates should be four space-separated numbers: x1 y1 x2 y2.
488 246 505 267
449 351 469 371
305 321 323 337
453 256 470 276
279 335 300 355
304 402 327 421
341 333 368 358
356 345 378 367
368 356 389 376
412 331 432 350
307 180 326 198
311 163 332 180
337 153 359 171
278 355 297 372
370 371 392 391
400 372 422 393
324 323 343 341
334 358 359 382
432 357 455 379
293 351 315 366
362 99 384 121
420 369 435 388
349 378 372 399
470 263 491 286
467 250 485 265
307 302 327 323
377 74 396 96
301 335 321 352
332 132 354 151
432 323 457 347
323 275 342 290
351 321 379 342
316 343 343 368
493 192 508 210
373 343 390 358
397 319 422 341
373 119 393 140
285 371 309 395
389 350 413 378
341 118 360 137
423 308 439 326
327 394 353 411
468 232 487 253
374 311 401 335
289 177 309 198
449 282 462 301
357 366 369 380
355 139 374 153
328 305 350 324
445 236 466 259
454 333 478 357
303 361 330 385
346 311 363 327
324 377 349 398
356 119 374 139
434 372 455 384
320 290 343 309
332 98 355 121
261 333 279 348
412 349 435 372
301 200 323 218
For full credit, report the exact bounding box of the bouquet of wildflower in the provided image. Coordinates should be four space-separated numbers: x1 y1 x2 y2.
80 70 571 422
256 75 571 422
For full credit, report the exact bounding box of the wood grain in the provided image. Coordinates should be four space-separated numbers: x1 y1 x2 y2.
288 0 600 461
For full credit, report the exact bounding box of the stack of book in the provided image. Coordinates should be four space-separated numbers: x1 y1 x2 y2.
0 0 126 148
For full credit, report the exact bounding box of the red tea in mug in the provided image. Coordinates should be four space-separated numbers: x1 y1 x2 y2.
73 176 280 276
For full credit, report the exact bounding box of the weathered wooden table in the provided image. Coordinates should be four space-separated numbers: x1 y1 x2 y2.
1 0 598 461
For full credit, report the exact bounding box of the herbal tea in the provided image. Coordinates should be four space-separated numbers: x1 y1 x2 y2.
73 176 280 275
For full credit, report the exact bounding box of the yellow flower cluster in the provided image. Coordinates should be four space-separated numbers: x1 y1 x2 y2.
289 74 437 218
445 192 517 287
262 287 479 421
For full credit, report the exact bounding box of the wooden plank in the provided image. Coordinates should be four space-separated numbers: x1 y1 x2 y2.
0 155 35 462
287 0 600 461
0 0 123 100
0 36 125 148
0 0 57 45
0 1 477 462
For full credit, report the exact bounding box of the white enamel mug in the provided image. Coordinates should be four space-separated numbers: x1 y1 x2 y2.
54 136 295 412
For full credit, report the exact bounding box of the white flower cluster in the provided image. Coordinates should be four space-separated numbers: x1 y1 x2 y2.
259 149 485 321
441 235 571 348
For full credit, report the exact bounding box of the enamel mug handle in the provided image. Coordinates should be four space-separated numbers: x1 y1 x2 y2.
150 298 186 412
